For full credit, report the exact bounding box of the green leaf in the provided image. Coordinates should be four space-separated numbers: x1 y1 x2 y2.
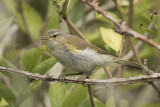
49 83 67 107
78 96 91 107
17 2 43 40
16 81 42 106
133 0 152 33
32 57 57 74
62 86 88 107
70 1 84 23
140 25 157 37
0 82 15 104
19 48 44 72
106 97 116 107
0 15 15 38
0 98 8 107
100 27 122 52
0 57 16 68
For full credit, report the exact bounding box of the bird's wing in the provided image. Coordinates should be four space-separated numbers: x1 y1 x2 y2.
66 35 108 54
65 35 89 51
89 44 108 54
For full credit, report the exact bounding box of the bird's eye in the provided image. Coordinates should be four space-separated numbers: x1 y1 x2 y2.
52 34 57 38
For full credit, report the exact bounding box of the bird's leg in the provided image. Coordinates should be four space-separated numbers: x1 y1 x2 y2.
80 68 96 86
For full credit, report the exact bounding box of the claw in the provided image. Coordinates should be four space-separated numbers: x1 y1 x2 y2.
58 74 66 82
45 74 53 81
77 76 87 87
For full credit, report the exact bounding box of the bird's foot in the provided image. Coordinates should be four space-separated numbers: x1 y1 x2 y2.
77 76 87 87
44 74 53 81
58 74 66 82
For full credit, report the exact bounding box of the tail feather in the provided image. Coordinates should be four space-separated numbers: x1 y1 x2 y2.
116 59 143 69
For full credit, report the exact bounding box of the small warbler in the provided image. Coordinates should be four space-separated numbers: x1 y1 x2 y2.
42 29 144 77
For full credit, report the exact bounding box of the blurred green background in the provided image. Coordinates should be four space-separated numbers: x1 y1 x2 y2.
0 0 160 107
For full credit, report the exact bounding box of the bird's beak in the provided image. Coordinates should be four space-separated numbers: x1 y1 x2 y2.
41 36 50 40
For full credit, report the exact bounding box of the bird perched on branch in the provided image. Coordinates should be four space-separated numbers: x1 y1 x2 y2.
42 29 152 77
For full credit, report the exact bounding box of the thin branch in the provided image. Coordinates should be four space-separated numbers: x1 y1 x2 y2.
128 0 134 28
116 37 124 78
149 82 160 98
1 66 160 87
113 0 125 78
54 1 94 106
61 0 69 19
65 17 90 43
113 0 125 21
127 4 160 98
53 0 90 43
122 22 154 60
87 75 95 107
103 67 113 78
128 0 142 65
124 0 142 16
80 0 160 51
128 0 160 95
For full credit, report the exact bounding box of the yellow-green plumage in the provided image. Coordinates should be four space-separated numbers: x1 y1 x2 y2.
42 29 143 76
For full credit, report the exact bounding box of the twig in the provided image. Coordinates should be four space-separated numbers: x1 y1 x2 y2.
143 59 160 97
103 67 113 78
53 0 90 43
80 0 160 51
65 17 90 43
88 86 95 107
113 0 124 21
61 0 69 19
149 82 160 98
122 22 154 60
128 0 142 65
87 75 95 107
124 0 142 16
112 2 125 106
113 0 125 78
1 66 160 87
116 37 124 78
127 1 160 97
54 1 93 106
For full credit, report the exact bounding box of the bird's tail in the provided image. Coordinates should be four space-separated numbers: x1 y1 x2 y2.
115 59 143 69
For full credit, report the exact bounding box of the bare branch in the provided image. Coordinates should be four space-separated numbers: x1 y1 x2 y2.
1 66 160 87
80 0 160 50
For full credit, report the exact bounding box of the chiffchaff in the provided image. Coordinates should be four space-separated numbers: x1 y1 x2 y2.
42 29 144 77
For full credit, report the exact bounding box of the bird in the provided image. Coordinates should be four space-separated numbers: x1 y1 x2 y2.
42 29 144 77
